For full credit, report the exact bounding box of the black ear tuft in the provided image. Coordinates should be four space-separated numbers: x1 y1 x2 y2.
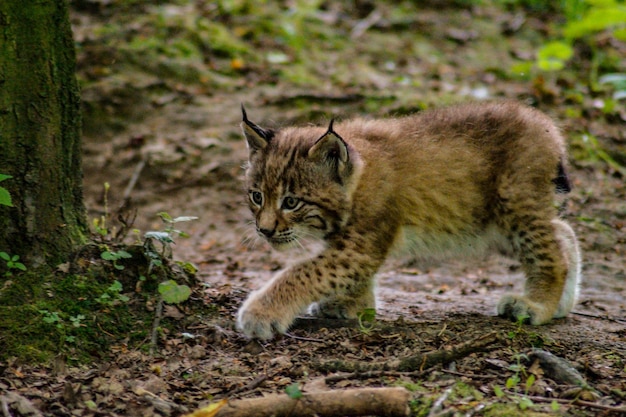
241 104 274 152
308 120 350 179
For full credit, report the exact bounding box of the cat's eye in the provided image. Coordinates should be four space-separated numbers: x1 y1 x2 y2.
281 196 300 211
250 190 263 206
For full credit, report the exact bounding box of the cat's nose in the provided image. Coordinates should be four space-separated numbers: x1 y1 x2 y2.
258 227 275 238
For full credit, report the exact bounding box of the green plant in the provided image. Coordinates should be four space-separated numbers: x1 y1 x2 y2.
357 308 376 335
506 314 530 339
599 73 626 100
0 174 13 207
38 310 80 344
493 353 541 411
158 280 191 304
144 212 198 259
92 182 111 237
523 0 626 85
285 383 303 399
575 133 626 176
0 251 27 276
96 280 130 306
100 249 132 270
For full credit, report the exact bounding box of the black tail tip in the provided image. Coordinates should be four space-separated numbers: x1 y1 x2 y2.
553 162 572 194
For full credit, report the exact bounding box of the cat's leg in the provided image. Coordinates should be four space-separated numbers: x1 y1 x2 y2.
551 219 581 318
310 279 376 319
237 247 385 339
497 216 569 325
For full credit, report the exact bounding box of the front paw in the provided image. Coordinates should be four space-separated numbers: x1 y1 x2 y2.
497 294 553 325
236 291 294 339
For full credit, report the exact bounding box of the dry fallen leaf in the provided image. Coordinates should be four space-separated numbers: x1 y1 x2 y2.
183 399 228 417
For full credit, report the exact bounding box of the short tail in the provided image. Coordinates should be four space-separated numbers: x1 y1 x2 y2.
553 160 571 194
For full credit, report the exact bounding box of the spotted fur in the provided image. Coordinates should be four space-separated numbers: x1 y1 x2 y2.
237 101 582 339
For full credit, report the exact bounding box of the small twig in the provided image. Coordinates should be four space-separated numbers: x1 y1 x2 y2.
503 390 626 413
150 297 164 355
572 399 626 412
227 373 270 397
325 370 427 385
440 369 498 379
1 397 10 417
428 386 453 417
351 8 384 39
284 332 325 343
571 311 626 324
120 159 146 210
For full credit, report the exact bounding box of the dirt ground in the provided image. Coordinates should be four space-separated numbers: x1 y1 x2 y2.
2 1 626 416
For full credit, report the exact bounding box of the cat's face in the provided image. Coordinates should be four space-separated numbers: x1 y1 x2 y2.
241 108 355 249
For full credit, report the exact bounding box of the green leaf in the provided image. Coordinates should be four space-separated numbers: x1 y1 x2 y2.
0 174 12 182
158 280 191 304
525 374 536 392
537 41 573 72
614 27 626 41
518 396 534 410
157 212 173 222
563 7 626 39
285 383 303 399
116 250 133 259
0 252 10 261
493 385 505 398
599 73 626 87
358 308 376 323
550 400 561 411
101 251 116 261
108 280 123 293
171 216 199 223
506 375 520 389
145 231 174 243
538 41 573 61
0 187 13 207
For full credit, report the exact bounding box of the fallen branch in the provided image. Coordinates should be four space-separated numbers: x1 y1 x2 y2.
503 390 626 413
316 331 500 373
527 349 589 387
214 387 410 417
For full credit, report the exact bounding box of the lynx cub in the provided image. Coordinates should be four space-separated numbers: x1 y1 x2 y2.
237 102 581 340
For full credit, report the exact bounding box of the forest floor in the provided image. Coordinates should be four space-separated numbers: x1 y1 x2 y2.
2 1 625 416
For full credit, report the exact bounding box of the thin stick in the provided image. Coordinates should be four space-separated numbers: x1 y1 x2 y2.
149 297 163 355
571 311 626 324
428 386 453 417
119 159 146 210
504 390 626 413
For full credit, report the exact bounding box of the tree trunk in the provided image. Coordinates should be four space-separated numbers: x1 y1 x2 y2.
0 0 87 266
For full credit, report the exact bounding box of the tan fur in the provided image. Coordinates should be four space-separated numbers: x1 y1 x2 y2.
237 101 582 339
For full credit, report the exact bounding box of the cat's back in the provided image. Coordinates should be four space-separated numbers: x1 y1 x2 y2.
340 101 565 160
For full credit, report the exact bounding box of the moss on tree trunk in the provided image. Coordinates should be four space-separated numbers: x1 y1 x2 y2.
0 0 87 266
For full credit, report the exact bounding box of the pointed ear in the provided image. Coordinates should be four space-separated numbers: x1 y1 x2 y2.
308 119 349 174
241 104 273 152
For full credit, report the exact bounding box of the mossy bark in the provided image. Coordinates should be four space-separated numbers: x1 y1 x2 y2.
0 0 87 266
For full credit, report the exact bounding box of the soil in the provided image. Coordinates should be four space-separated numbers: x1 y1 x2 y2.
2 1 625 416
